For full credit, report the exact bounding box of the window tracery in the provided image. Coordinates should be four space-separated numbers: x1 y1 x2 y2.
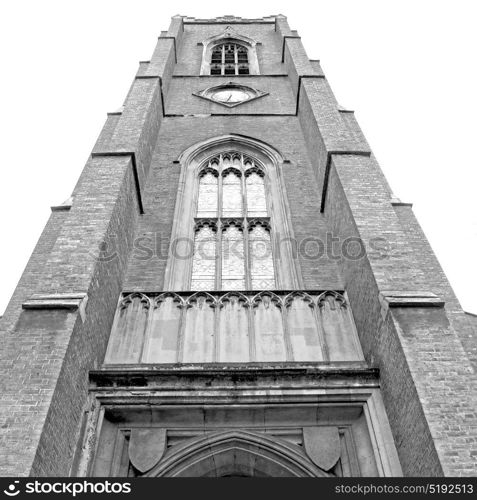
190 152 276 290
164 135 300 292
200 29 259 76
210 43 250 75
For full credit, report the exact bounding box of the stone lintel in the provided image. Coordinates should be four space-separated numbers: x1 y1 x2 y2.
183 17 276 24
90 362 378 391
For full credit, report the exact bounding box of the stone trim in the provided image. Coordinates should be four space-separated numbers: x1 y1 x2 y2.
82 373 402 477
380 291 444 307
90 363 379 396
23 293 88 321
172 74 289 78
135 75 160 79
379 291 445 320
391 201 414 207
51 195 73 212
200 27 260 76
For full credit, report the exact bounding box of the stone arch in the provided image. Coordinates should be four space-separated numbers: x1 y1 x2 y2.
200 26 260 75
146 430 330 477
178 133 285 167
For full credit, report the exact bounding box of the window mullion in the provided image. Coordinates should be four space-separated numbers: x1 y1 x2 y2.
243 219 252 290
242 155 252 290
234 44 238 75
241 155 248 216
217 155 223 290
216 221 223 291
221 44 225 75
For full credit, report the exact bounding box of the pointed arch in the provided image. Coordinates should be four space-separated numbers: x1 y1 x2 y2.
283 290 315 309
178 134 285 166
146 430 330 477
186 291 218 308
153 292 185 309
317 290 348 310
118 292 150 311
251 290 283 308
165 135 302 292
200 26 260 75
218 291 250 308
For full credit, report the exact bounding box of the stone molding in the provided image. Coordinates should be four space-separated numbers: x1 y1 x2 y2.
23 293 88 321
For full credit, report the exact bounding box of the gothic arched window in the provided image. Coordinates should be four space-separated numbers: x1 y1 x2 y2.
164 136 301 292
190 153 275 290
200 29 260 76
210 43 250 75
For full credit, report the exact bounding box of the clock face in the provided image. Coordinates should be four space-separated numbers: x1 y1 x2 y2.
212 88 250 103
194 84 267 108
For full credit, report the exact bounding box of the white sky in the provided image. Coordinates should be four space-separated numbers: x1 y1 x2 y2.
0 0 476 315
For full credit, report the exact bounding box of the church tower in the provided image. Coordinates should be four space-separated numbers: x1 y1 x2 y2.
0 15 476 477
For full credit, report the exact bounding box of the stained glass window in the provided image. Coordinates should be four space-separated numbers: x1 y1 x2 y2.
191 153 276 290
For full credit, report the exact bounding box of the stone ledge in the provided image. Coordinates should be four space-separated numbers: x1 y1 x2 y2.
379 291 444 319
51 195 73 212
172 74 290 78
380 291 444 306
391 202 413 207
90 362 378 390
23 293 88 321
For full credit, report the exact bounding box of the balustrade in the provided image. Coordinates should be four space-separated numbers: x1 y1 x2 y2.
104 290 364 364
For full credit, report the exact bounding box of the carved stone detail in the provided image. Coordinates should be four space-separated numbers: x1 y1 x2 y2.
105 291 363 364
303 426 341 472
129 428 167 473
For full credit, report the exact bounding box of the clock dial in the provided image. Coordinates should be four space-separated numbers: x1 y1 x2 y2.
195 84 267 108
213 89 250 103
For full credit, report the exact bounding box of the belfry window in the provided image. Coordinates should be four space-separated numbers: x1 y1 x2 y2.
210 43 250 75
190 153 275 290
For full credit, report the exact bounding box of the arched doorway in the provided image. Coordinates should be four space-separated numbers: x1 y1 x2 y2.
146 430 330 477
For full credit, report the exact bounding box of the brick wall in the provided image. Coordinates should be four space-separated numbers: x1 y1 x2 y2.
0 212 65 334
0 157 139 476
175 23 284 76
165 76 296 115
